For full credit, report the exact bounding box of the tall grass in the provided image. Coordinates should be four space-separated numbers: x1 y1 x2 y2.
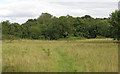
2 39 118 72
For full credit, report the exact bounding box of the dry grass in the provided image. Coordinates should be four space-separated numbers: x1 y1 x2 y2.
2 39 118 72
0 41 2 73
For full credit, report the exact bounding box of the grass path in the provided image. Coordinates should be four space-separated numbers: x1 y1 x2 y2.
54 47 75 72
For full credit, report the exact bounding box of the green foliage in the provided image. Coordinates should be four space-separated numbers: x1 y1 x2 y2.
1 13 114 40
96 36 106 39
42 48 51 56
109 10 120 41
59 36 85 41
8 35 16 43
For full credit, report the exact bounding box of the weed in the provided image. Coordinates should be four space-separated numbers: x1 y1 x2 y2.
42 48 51 56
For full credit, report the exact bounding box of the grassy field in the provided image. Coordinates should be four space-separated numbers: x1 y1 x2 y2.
2 39 118 72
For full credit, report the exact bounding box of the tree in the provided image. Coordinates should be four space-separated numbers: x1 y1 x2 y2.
1 13 113 40
81 15 93 19
109 10 120 41
37 13 53 25
2 20 11 35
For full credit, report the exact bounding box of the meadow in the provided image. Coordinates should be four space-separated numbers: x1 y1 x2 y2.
2 39 118 72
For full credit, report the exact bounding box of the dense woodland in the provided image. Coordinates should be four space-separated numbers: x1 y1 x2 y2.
1 10 120 40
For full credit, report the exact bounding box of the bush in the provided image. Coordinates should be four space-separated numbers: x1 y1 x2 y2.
96 36 106 39
2 34 20 41
59 36 85 40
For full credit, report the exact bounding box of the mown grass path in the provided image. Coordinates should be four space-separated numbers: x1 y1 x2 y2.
54 47 75 72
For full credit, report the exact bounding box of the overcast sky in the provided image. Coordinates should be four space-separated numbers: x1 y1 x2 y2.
0 0 119 24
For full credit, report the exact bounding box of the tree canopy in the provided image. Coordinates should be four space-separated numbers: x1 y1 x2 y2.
1 12 119 40
109 10 120 41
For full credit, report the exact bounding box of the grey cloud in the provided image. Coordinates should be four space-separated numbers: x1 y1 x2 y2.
50 2 118 18
1 12 36 17
51 2 117 9
0 0 118 24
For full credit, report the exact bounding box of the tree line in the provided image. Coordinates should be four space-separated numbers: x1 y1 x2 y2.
1 10 120 40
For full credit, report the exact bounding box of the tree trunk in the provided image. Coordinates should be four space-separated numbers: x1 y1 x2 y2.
117 38 120 41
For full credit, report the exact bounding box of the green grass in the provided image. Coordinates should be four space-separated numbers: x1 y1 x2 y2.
2 39 118 72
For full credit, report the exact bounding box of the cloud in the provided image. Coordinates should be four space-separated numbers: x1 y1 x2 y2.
0 0 118 24
54 2 118 17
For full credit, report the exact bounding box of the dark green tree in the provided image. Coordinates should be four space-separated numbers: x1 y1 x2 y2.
109 10 120 41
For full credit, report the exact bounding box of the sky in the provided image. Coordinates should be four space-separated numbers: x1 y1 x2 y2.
0 0 119 24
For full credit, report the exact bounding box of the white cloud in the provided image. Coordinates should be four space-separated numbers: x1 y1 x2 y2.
0 0 119 24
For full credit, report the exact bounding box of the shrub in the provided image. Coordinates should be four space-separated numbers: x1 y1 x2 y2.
42 48 51 56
